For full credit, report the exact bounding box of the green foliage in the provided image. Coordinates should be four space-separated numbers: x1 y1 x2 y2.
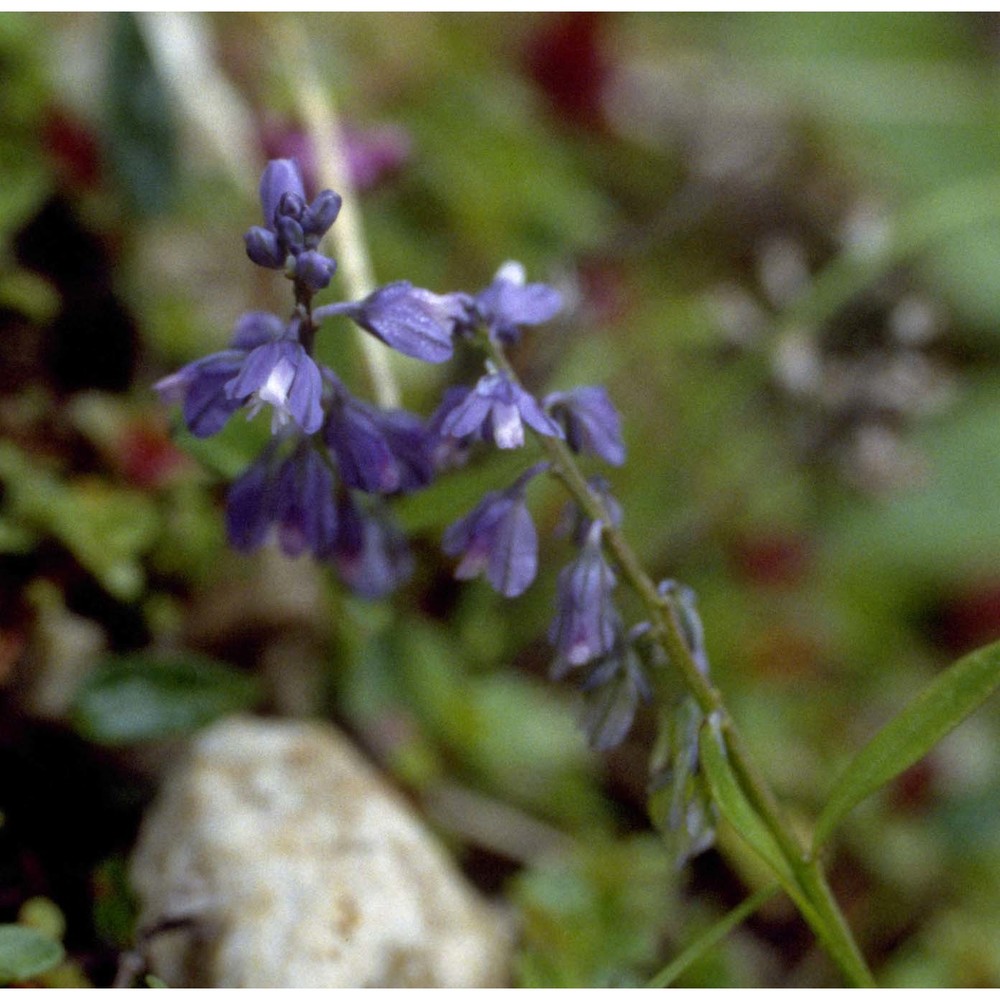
0 442 159 601
72 653 261 745
698 719 817 925
814 639 1000 850
104 13 178 215
511 836 677 987
0 925 65 986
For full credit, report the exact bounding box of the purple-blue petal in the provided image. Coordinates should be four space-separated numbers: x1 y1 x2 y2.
513 385 564 440
486 497 538 597
443 488 538 597
230 312 285 350
244 227 285 268
285 348 325 434
273 447 338 557
348 281 461 364
226 454 277 552
479 278 563 328
332 495 413 599
224 340 286 402
294 250 337 291
327 398 398 493
301 190 342 239
545 386 625 466
155 351 246 438
439 388 491 441
259 159 306 229
549 528 618 669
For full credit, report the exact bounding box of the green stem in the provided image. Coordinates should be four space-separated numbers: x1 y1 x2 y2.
485 338 875 987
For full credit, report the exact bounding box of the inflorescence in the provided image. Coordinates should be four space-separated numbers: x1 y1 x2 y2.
155 158 709 761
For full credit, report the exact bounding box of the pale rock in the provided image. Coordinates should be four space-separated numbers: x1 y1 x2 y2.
129 716 512 987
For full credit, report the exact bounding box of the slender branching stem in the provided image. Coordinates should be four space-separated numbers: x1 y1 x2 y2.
484 336 875 987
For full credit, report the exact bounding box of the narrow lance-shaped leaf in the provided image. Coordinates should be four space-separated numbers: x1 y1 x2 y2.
698 718 803 904
646 884 779 989
814 637 1000 850
698 719 870 980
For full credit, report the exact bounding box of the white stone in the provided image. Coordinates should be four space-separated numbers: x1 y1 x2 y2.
129 716 512 987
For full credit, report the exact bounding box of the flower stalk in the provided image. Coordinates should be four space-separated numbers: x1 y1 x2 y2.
484 336 875 988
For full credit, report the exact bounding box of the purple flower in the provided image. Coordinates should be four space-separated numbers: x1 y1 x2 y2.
439 370 563 449
323 383 434 494
442 472 543 597
154 311 292 438
544 386 625 466
226 441 338 559
549 521 618 674
224 323 325 435
331 493 413 599
336 281 470 364
473 261 563 344
154 350 248 438
244 159 341 278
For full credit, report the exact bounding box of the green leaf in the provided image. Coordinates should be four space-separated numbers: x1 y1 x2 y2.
698 721 828 930
72 653 261 746
0 925 65 985
699 723 876 985
105 12 177 215
646 885 779 988
814 638 1000 850
511 836 676 987
0 442 159 601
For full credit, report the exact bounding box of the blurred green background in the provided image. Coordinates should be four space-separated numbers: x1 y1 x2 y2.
3 11 1000 987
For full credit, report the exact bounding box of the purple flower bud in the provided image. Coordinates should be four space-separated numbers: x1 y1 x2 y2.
294 250 337 292
249 160 342 278
332 493 413 599
226 442 338 559
259 159 306 229
225 337 325 435
474 261 563 344
302 190 342 240
580 641 651 752
549 521 618 673
324 389 434 495
276 216 305 255
442 481 540 598
244 226 285 269
277 191 306 221
544 385 625 466
344 281 470 363
439 371 563 449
